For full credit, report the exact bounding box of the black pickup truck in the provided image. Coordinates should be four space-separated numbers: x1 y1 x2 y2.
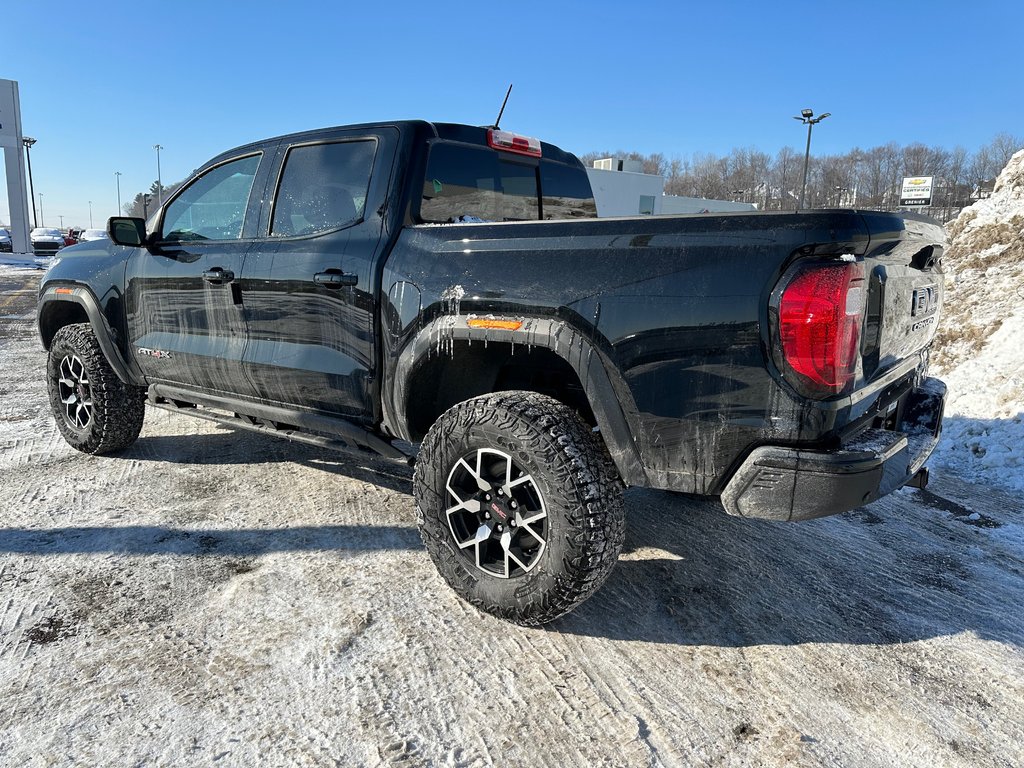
37 120 946 625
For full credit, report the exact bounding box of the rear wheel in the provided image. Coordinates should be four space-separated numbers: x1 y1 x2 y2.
415 391 624 625
47 323 146 455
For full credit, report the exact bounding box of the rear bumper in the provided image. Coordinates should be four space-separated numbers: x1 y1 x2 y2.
720 378 945 522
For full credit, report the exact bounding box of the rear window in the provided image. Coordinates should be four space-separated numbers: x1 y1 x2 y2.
271 139 376 237
419 142 596 224
541 162 598 220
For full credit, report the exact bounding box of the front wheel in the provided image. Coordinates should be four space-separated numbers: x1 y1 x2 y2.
414 392 625 625
46 323 146 455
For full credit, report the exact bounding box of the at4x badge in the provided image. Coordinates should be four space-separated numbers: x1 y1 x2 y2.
137 347 172 360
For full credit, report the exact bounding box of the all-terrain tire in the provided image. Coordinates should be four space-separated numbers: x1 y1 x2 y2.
47 323 146 455
414 391 625 625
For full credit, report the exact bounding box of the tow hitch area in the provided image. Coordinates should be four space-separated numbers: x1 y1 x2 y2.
906 467 930 490
721 378 946 522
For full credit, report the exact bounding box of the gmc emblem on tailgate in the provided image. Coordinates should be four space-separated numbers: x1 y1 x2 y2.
912 285 938 317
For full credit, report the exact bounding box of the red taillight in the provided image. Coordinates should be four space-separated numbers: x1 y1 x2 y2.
777 262 865 397
487 129 542 157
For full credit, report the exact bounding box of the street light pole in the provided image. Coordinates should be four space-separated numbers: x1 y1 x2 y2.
23 137 38 228
154 144 163 207
115 171 122 213
793 108 831 209
59 214 64 229
89 201 93 228
39 193 44 227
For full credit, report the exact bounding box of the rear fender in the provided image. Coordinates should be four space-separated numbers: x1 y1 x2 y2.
390 316 648 487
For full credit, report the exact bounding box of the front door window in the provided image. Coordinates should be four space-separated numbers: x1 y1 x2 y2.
162 154 261 242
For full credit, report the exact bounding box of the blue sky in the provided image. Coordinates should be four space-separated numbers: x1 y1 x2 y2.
3 0 1021 228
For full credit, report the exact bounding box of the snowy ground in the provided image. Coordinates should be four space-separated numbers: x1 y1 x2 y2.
930 149 1024 493
1 268 1023 767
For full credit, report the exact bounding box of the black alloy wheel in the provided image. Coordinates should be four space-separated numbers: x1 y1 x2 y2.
415 391 625 626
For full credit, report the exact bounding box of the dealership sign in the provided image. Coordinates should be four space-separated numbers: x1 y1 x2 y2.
900 176 934 206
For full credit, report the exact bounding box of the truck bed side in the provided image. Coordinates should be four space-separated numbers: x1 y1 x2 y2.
380 209 944 495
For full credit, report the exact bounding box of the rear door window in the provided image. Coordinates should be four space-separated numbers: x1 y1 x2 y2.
270 140 377 237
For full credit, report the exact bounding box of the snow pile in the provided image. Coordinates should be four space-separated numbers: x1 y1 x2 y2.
930 150 1024 492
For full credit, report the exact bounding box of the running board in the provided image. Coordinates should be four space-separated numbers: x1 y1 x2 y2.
148 384 412 464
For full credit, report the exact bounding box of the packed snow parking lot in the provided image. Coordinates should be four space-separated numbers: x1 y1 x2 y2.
0 269 1022 767
1 151 1024 767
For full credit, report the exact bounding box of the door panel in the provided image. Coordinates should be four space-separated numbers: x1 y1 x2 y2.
242 236 377 415
125 152 268 396
241 132 398 420
126 244 254 395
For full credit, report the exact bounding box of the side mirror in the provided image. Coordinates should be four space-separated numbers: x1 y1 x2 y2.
107 217 147 247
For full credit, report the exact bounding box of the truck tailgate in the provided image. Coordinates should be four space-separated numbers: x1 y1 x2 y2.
859 213 946 383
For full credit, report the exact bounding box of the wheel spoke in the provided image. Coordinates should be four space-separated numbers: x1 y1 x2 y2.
455 524 488 550
459 456 490 492
519 510 547 526
502 473 534 496
520 523 543 543
475 534 488 571
445 484 482 517
500 531 530 571
507 548 529 573
499 531 513 577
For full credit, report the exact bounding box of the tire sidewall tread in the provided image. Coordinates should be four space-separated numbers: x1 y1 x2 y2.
47 323 145 455
414 391 625 626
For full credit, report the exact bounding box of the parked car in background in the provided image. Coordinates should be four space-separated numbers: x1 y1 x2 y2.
0 228 12 253
30 228 65 257
77 228 110 242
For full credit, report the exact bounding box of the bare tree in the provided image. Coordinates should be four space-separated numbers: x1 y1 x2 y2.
988 132 1024 170
579 132 1017 217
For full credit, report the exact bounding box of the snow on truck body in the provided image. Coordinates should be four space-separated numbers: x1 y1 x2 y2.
36 119 947 624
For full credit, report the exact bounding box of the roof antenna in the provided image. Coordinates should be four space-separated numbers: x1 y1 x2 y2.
492 83 513 130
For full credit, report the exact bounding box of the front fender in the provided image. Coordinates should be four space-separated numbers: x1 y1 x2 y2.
37 285 143 386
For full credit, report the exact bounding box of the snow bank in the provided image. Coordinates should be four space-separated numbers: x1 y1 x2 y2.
930 149 1024 492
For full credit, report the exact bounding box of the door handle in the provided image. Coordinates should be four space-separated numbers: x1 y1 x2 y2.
202 268 235 284
314 271 358 288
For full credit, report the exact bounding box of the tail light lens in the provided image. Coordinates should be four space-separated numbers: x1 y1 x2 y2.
776 261 865 397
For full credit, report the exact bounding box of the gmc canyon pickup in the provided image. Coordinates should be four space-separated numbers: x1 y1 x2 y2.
38 120 946 625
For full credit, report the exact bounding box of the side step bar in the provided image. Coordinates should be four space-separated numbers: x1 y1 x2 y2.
148 384 413 464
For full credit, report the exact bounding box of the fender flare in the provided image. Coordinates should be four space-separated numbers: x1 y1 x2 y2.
389 316 649 487
37 285 143 386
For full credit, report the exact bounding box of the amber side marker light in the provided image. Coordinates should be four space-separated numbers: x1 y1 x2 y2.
467 318 523 331
55 288 74 295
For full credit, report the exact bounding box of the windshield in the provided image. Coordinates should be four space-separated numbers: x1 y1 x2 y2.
32 228 62 237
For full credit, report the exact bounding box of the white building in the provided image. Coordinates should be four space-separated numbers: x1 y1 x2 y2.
586 158 756 218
